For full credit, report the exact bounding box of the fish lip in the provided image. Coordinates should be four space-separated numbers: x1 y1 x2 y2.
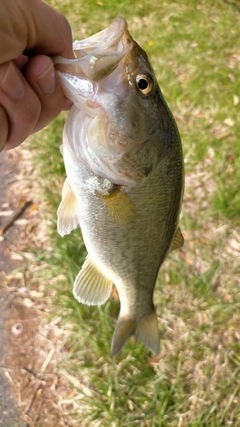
53 17 133 81
76 17 133 81
72 17 128 53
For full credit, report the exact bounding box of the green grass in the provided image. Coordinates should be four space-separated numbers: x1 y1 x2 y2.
27 0 240 425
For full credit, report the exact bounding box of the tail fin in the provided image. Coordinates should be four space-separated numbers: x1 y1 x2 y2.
111 310 160 356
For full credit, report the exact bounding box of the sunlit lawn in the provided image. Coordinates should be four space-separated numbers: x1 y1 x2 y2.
28 0 240 425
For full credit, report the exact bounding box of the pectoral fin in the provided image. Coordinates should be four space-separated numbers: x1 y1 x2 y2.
73 256 112 306
170 227 184 251
111 309 160 356
57 178 79 237
99 186 136 226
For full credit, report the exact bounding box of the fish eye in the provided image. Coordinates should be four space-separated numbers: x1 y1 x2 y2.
136 73 154 95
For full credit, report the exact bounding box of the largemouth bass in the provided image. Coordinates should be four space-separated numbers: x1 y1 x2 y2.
54 17 184 356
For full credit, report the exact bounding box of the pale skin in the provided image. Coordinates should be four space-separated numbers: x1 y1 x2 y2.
0 0 74 152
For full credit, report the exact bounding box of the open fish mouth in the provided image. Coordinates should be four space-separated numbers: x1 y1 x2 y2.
54 17 133 82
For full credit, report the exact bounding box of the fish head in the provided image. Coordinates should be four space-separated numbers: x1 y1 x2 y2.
98 34 161 152
54 18 168 185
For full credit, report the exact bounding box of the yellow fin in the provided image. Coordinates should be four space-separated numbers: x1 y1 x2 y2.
111 310 160 356
100 186 136 226
73 256 112 306
57 178 79 237
170 227 184 251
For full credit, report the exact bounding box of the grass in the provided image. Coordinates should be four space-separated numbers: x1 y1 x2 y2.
25 0 240 425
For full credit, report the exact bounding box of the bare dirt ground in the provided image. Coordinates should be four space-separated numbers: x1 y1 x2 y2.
0 148 80 427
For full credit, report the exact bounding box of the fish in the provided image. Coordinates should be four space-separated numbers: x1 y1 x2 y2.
54 17 184 356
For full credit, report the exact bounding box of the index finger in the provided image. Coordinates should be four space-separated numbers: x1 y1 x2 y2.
25 0 74 58
0 0 74 62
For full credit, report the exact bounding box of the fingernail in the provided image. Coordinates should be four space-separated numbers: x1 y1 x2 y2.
1 62 25 100
37 63 56 94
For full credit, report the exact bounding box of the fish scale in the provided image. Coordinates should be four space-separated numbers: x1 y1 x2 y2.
54 17 184 355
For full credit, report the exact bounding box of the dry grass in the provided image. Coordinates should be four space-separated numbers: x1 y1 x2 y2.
5 0 240 426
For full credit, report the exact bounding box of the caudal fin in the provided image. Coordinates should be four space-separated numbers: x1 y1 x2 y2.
111 310 160 356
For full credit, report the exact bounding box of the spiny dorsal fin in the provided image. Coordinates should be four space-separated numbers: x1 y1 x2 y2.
99 186 136 226
73 256 112 306
170 227 184 251
57 178 79 237
111 310 160 356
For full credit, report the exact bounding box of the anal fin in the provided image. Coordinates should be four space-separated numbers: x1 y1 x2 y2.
73 256 112 306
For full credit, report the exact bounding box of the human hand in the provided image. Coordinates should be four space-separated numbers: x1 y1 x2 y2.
0 0 74 152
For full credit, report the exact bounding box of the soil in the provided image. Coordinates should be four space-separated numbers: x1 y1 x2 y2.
0 148 76 427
